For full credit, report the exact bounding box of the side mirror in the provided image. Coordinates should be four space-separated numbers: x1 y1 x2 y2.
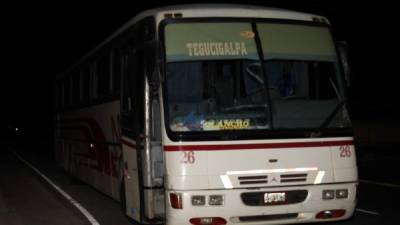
337 41 351 87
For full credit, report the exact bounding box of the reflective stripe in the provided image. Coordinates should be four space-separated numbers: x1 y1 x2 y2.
164 140 353 151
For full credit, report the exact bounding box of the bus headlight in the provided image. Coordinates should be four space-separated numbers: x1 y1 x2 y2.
336 189 348 199
209 195 224 206
322 190 335 200
191 195 206 206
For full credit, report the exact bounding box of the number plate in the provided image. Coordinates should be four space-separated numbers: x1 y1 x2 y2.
264 192 286 204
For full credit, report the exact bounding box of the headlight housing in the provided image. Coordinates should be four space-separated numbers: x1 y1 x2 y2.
322 190 335 200
209 195 224 206
336 189 349 199
191 195 206 206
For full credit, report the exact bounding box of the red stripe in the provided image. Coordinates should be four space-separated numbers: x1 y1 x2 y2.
164 140 353 151
121 139 136 149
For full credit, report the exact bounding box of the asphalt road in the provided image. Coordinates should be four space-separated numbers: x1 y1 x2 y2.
1 141 399 225
0 150 89 225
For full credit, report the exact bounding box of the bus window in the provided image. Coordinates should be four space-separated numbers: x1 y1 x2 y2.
98 54 110 98
72 72 80 105
82 66 90 103
112 48 121 93
121 48 136 135
257 23 349 129
63 78 71 108
90 62 98 100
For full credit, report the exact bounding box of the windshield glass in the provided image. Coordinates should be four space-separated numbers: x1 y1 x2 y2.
163 22 350 133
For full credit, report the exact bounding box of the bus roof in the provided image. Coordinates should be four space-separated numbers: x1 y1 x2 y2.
57 4 328 78
116 4 328 44
138 4 325 24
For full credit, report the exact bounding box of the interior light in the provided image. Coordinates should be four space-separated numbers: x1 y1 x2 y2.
174 13 183 18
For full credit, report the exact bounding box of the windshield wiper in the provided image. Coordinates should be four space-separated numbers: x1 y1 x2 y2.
320 100 346 129
310 101 346 138
310 78 347 137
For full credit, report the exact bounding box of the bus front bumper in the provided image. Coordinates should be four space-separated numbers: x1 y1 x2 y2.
166 182 357 225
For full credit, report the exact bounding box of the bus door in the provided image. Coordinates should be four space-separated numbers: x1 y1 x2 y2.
120 20 164 223
142 45 165 221
121 43 144 222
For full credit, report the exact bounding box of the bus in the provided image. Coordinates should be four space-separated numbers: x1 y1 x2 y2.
54 4 357 225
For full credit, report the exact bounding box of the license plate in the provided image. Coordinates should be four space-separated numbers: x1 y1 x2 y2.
264 192 286 204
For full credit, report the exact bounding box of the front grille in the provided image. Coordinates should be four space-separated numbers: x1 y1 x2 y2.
280 173 307 183
238 175 268 185
239 213 298 222
241 190 308 206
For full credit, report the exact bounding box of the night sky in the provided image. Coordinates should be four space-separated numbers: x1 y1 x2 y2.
2 0 399 140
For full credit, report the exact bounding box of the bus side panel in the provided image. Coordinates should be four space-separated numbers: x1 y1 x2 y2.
56 100 122 200
121 137 142 222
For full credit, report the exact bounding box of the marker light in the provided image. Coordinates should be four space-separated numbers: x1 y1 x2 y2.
192 195 206 206
322 190 335 200
336 189 349 199
170 193 183 209
209 195 224 206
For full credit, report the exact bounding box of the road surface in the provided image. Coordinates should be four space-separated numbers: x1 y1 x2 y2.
1 141 399 225
0 150 89 225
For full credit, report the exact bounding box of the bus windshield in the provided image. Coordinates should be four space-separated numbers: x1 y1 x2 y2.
163 22 351 133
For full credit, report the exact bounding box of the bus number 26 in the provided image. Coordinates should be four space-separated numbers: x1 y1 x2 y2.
180 151 195 164
339 145 352 158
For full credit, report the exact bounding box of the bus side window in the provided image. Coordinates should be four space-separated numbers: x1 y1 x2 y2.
82 66 90 103
90 62 98 100
97 53 111 98
56 81 62 109
72 72 80 106
63 77 70 108
111 48 121 94
121 49 135 136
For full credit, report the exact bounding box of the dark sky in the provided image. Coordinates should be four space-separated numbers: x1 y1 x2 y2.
2 1 399 138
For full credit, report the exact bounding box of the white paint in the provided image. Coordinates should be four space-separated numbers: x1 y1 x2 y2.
220 175 233 189
355 208 381 216
313 171 325 184
226 167 318 175
13 152 100 225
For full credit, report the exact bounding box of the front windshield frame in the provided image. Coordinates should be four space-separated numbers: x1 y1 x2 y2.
159 18 352 142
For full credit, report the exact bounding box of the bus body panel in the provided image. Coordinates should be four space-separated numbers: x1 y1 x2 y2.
164 138 356 190
121 137 142 221
165 182 357 225
55 4 357 225
55 100 121 200
330 145 358 182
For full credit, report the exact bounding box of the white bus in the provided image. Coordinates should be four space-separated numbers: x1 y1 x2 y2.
55 4 357 225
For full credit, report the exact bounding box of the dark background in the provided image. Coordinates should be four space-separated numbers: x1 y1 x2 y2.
2 0 399 144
